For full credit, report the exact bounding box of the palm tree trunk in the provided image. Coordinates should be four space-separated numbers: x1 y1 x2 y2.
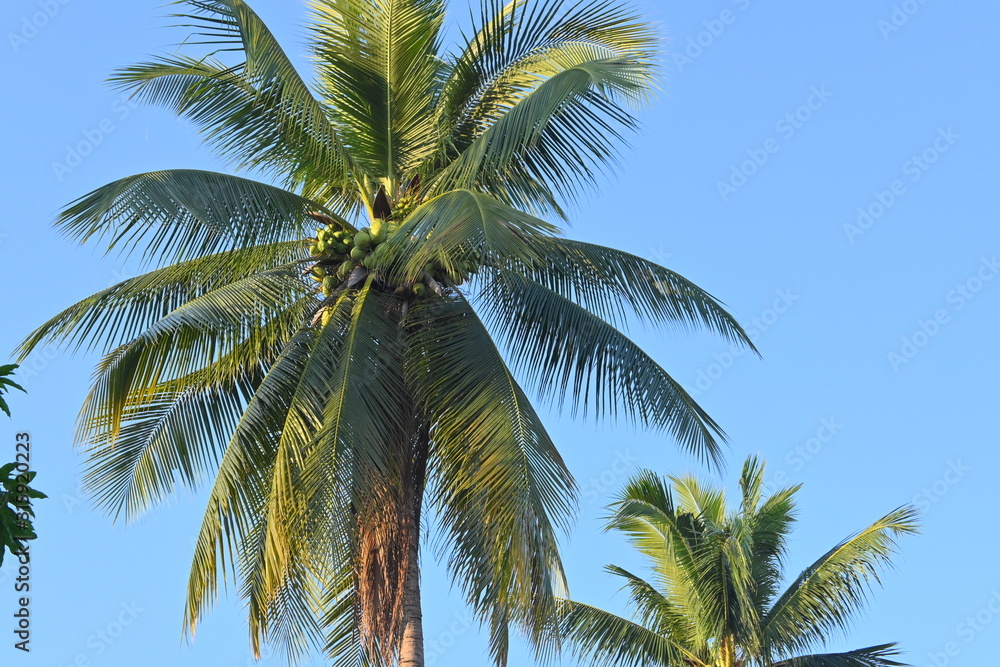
398 424 429 667
398 519 424 667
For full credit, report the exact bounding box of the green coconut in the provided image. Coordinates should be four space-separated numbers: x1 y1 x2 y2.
350 246 366 261
338 260 354 278
411 283 426 297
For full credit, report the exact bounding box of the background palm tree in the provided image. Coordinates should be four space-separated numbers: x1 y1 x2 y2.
16 0 753 664
561 457 919 667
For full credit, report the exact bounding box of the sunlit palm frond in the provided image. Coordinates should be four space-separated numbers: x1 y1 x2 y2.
310 0 446 181
433 51 653 212
433 0 656 212
762 506 920 658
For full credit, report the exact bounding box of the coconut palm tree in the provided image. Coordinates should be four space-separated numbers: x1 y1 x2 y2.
560 457 919 667
16 0 753 664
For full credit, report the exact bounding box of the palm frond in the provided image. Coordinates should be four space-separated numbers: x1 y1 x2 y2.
559 600 698 667
432 51 653 212
479 275 724 465
440 0 656 145
407 293 574 665
512 238 754 349
433 0 657 212
310 0 446 180
184 325 321 644
114 0 353 189
381 188 561 282
773 643 906 667
17 242 304 359
75 269 310 477
54 170 345 264
762 507 920 657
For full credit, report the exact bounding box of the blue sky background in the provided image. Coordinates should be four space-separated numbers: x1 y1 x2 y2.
1 0 998 665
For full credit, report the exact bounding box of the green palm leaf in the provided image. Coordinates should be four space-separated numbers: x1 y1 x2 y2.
55 170 344 263
115 0 353 189
407 293 572 664
17 242 304 357
480 275 724 464
310 0 446 183
762 506 920 657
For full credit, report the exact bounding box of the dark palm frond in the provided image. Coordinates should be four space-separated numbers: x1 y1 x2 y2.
114 0 353 189
16 242 305 359
479 275 724 465
54 170 346 264
407 293 574 665
772 643 906 667
560 600 697 667
514 238 754 349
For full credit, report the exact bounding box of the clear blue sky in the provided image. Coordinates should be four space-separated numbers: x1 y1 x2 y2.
1 1 998 665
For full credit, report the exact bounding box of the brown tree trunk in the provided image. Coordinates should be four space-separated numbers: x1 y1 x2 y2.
355 421 429 666
397 424 428 667
397 512 424 667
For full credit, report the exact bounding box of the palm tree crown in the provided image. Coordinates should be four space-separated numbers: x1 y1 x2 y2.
17 0 753 664
561 458 919 667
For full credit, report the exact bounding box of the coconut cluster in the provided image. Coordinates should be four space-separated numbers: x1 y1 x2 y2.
308 218 482 302
390 195 418 220
308 219 398 296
